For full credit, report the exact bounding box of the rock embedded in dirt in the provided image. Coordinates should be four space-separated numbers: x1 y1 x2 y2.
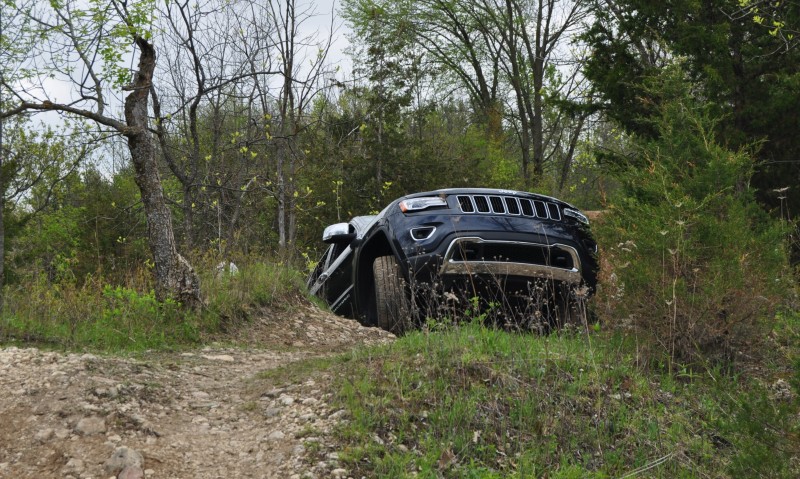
75 416 106 435
264 407 282 418
201 354 235 362
262 387 285 398
117 465 145 479
61 458 84 475
34 428 54 443
104 447 144 475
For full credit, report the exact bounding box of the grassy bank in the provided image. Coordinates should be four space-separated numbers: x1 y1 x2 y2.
0 261 307 352
274 317 799 478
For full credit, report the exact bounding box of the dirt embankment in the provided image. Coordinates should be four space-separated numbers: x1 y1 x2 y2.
0 303 393 479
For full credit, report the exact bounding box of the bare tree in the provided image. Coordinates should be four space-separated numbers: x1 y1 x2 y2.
477 0 589 185
264 0 335 250
1 0 201 306
151 0 280 252
149 0 334 255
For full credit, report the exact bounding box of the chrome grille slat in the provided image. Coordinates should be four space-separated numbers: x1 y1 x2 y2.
455 194 561 221
533 200 547 218
519 199 534 216
546 202 561 221
458 195 475 212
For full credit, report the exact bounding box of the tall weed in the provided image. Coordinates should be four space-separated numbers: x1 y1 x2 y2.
328 321 797 477
198 256 307 330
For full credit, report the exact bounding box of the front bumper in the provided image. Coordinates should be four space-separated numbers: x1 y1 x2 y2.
438 237 583 284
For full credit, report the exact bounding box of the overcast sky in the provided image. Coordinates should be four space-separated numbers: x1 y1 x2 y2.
7 0 355 170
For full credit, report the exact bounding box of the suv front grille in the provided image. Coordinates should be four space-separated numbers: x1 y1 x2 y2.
456 195 561 221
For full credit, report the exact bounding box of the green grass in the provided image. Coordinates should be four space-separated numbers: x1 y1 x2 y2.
321 317 800 478
0 260 308 352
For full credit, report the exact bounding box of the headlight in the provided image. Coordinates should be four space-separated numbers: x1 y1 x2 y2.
399 197 448 213
563 208 589 225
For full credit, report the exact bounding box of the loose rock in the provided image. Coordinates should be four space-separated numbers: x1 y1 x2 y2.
34 428 54 443
0 303 394 479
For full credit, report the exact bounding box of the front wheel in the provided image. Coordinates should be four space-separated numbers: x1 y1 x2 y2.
373 256 412 334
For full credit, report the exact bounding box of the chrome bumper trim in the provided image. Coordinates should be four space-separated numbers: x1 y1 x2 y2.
438 237 582 284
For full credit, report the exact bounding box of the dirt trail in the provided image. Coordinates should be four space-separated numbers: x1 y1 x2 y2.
0 304 393 479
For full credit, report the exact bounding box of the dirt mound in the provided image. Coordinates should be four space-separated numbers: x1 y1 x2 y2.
228 301 394 351
0 307 393 479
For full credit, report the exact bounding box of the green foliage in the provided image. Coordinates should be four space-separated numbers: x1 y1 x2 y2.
199 257 307 329
18 205 83 282
594 69 791 370
87 0 156 88
0 277 191 351
716 380 800 476
296 92 521 250
583 0 800 234
9 165 148 285
715 310 800 476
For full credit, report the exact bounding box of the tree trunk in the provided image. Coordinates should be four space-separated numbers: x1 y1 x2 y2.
531 56 545 184
507 44 531 187
0 167 4 316
125 37 200 307
558 114 586 192
276 0 296 253
0 7 5 315
183 188 194 251
528 0 547 186
276 138 287 250
288 144 297 248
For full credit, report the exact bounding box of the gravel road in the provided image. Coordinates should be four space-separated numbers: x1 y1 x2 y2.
0 303 393 479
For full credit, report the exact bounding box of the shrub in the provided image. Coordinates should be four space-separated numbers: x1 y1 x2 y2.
595 69 791 371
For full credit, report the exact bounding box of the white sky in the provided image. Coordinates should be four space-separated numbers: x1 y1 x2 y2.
5 0 353 172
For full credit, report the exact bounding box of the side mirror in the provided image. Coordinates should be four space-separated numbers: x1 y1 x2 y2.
322 223 357 244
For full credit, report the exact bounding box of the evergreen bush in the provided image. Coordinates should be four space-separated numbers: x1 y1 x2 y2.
595 69 791 371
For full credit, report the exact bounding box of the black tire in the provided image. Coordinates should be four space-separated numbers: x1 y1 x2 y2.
373 255 412 334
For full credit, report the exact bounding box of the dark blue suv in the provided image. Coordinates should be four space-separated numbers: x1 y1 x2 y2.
308 188 598 333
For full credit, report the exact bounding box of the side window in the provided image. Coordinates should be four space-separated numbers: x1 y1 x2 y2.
329 242 348 267
309 245 333 282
